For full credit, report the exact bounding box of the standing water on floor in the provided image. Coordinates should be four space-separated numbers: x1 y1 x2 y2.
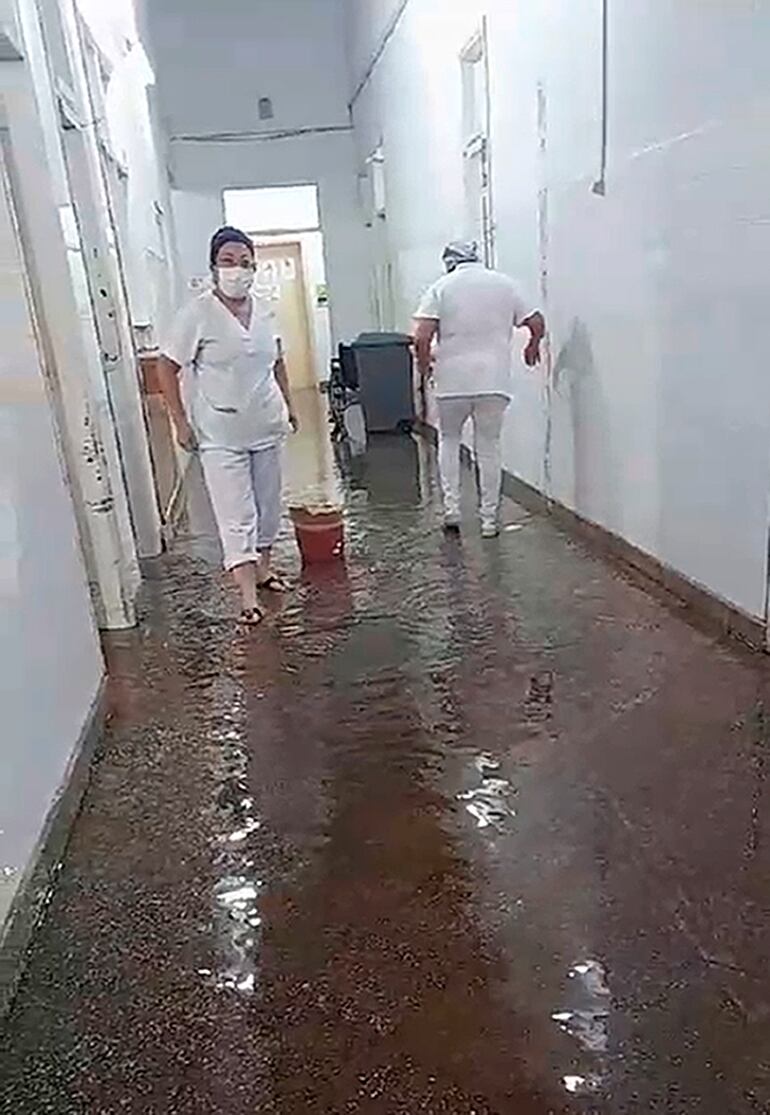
2 389 769 1113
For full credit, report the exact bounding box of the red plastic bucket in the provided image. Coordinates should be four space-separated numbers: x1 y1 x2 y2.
290 506 345 565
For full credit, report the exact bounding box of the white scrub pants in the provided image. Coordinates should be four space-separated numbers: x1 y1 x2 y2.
200 445 283 571
437 395 509 522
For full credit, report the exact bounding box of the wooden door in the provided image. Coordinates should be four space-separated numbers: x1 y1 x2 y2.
255 241 314 390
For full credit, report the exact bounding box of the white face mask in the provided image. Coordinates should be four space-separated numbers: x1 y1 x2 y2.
217 266 254 299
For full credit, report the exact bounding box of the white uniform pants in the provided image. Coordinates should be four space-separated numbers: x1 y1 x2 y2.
200 445 283 571
437 395 509 522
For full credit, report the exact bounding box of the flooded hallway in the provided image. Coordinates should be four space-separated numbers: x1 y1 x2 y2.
3 397 770 1112
3 0 770 1112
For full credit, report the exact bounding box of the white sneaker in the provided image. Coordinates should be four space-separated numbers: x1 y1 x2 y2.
481 519 499 539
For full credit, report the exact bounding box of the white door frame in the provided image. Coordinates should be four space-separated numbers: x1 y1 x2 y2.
0 125 136 627
460 18 496 267
58 89 162 560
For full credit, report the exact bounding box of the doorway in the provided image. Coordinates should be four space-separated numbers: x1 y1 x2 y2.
223 185 332 386
460 22 495 266
58 105 161 560
255 240 314 392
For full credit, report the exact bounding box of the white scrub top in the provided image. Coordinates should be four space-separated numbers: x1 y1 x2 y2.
414 263 535 399
163 291 290 451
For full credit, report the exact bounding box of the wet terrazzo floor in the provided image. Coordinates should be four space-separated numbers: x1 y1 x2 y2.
2 416 770 1113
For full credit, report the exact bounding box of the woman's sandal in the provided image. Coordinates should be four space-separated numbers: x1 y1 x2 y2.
257 573 292 594
239 606 265 627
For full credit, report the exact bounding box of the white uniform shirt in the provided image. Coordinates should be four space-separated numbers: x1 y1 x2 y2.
414 263 534 399
163 291 290 451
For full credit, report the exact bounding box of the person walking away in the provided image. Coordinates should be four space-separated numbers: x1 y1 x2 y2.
413 241 544 537
158 226 298 626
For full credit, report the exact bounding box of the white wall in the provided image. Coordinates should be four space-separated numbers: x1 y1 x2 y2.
104 46 171 331
73 0 137 60
0 137 103 928
345 0 405 88
78 0 180 349
170 187 224 290
348 0 770 622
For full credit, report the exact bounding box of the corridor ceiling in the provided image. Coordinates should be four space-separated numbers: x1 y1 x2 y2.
134 0 349 140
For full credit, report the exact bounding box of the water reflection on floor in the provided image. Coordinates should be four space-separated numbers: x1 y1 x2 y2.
282 389 343 509
2 390 770 1113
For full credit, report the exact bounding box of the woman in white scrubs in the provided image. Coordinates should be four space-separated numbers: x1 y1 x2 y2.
159 226 297 626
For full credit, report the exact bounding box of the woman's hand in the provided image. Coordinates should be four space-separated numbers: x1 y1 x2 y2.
174 417 197 452
522 312 546 368
524 338 542 367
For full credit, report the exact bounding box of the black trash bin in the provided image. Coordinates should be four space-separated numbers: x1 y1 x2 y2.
351 332 415 433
